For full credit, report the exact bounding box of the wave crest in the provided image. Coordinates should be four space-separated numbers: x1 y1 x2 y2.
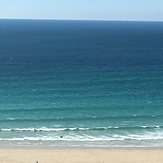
0 125 162 132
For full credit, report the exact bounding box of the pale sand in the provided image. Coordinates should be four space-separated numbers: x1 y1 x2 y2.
0 148 163 163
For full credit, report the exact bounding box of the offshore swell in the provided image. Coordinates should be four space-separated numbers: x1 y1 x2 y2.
0 20 163 147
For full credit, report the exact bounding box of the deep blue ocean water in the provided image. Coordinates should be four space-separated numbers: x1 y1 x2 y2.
0 20 163 147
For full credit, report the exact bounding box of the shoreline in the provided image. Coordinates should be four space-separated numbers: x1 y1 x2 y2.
1 144 163 150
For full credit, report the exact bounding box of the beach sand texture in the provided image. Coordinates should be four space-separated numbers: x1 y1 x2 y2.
0 149 163 163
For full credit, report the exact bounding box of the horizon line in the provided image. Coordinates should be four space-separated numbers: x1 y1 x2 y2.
0 18 163 23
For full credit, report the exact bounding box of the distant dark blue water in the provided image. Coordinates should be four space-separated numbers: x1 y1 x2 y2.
0 20 163 147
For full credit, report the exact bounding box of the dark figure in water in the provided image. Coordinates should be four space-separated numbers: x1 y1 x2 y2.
60 136 63 138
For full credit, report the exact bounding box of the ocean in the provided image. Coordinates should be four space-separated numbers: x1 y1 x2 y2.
0 19 163 148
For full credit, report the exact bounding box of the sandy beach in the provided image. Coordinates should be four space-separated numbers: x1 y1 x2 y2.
0 148 163 163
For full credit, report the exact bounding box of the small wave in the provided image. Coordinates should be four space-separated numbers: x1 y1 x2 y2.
0 125 162 133
6 118 15 121
1 134 163 142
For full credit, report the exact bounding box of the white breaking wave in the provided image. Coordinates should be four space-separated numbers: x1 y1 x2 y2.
1 132 163 142
0 125 162 132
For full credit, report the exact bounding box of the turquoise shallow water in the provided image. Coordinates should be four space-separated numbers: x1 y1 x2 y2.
0 20 163 147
